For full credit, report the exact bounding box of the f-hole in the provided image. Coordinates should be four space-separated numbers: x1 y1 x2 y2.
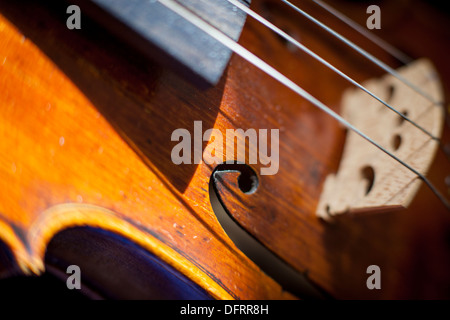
209 162 326 300
361 166 375 196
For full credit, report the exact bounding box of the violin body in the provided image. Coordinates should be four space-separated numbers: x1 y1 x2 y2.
0 0 449 299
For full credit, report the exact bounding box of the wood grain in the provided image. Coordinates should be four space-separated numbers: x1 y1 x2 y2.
0 0 449 300
0 11 292 299
318 59 445 217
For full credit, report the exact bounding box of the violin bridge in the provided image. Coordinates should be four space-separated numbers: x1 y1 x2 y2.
317 59 445 220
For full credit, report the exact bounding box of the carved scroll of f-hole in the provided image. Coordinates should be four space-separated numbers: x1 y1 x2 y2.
317 59 445 219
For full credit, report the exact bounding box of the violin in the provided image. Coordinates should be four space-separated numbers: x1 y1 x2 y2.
0 0 449 300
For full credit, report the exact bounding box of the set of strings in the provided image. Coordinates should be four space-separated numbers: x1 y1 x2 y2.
309 0 412 65
157 0 449 209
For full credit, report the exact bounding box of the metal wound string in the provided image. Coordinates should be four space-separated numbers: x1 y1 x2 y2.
284 0 448 161
282 0 443 107
309 0 413 65
157 0 449 209
225 0 438 141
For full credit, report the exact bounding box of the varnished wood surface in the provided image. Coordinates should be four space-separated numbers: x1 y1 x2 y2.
0 0 293 300
0 0 449 299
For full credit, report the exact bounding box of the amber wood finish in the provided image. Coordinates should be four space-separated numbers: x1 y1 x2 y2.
0 10 297 300
0 0 449 299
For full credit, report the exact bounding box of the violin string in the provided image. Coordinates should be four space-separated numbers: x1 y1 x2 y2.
309 0 413 65
225 0 438 141
157 0 450 209
282 0 443 107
